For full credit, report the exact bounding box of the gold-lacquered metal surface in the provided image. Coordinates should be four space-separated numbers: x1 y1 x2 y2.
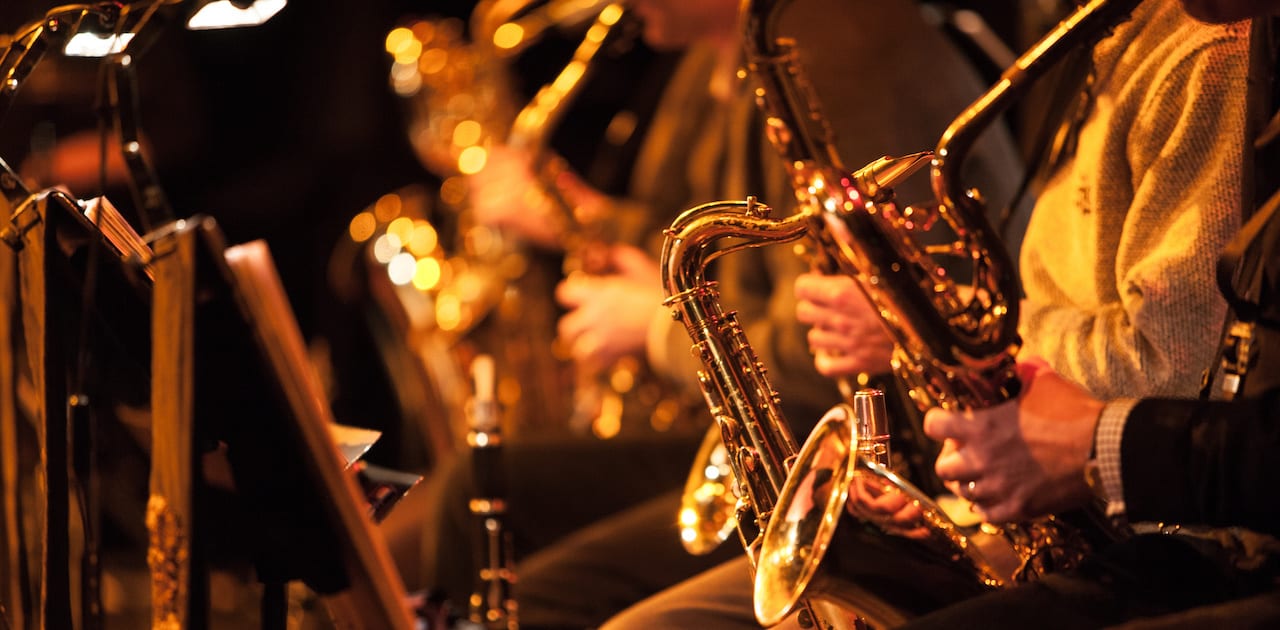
371 1 643 453
755 405 857 626
756 403 1024 626
670 152 934 564
678 424 739 555
751 0 1143 624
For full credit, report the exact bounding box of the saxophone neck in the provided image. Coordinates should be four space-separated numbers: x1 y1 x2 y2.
490 0 620 58
660 198 813 501
933 0 1143 212
507 4 630 152
661 198 810 306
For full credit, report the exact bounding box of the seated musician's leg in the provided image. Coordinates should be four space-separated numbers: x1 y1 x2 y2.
601 556 761 630
516 488 742 629
418 432 706 617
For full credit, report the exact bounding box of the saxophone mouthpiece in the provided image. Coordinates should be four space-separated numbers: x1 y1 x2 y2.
852 151 934 202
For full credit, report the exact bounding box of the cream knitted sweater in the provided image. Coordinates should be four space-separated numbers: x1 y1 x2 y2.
1019 1 1249 399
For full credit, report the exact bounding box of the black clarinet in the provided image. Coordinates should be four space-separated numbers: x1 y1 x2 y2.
466 355 518 629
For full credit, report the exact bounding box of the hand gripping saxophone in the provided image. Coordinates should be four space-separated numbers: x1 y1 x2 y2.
663 0 1143 627
384 2 674 444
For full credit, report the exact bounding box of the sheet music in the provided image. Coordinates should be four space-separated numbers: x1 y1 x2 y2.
329 423 383 468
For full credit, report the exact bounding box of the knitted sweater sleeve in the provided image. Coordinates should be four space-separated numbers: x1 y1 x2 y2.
1019 32 1246 399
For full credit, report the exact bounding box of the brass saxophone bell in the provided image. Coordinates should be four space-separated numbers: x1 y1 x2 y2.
754 396 1022 628
678 424 740 554
754 403 859 627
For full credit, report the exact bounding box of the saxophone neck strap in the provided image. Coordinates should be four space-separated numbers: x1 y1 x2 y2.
1201 17 1280 399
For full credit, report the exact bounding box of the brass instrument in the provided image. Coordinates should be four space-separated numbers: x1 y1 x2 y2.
390 0 617 177
674 0 939 560
500 3 652 438
665 0 1145 626
476 0 617 59
662 176 922 629
361 1 637 464
746 0 1143 626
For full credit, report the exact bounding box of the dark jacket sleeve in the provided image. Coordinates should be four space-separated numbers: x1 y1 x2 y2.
1120 387 1280 538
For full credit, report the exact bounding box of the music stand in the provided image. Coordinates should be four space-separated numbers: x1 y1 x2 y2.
1 211 22 630
158 217 414 630
1 185 415 630
1 174 155 629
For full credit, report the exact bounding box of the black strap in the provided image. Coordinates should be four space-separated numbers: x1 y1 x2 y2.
1199 18 1280 399
1228 18 1280 320
1240 17 1280 227
1217 189 1280 322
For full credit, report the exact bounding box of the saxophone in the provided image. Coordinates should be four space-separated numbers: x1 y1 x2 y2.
364 1 637 460
664 196 887 630
664 0 1142 626
750 0 1143 625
